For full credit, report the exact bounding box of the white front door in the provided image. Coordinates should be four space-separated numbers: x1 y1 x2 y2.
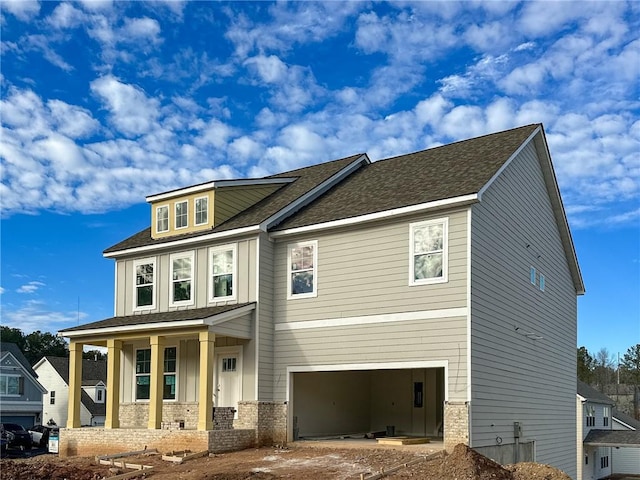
214 347 242 417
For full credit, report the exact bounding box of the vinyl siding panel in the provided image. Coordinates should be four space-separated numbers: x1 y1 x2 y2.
258 233 275 400
211 312 252 339
273 210 468 323
470 141 577 477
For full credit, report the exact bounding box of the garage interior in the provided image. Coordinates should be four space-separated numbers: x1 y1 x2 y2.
292 368 445 439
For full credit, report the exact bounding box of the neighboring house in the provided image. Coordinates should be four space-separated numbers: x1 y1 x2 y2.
577 380 640 479
33 356 107 427
0 342 46 427
59 124 583 477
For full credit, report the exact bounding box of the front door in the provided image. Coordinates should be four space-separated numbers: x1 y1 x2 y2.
214 348 242 417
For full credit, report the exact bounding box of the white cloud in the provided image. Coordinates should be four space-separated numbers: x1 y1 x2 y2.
1 0 40 21
47 3 85 29
120 17 162 45
17 281 46 294
0 287 5 294
244 55 287 84
1 300 88 334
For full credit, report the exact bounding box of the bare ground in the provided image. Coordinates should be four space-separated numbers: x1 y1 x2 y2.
0 443 572 480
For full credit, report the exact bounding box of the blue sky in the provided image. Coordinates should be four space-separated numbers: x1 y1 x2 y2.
1 1 638 360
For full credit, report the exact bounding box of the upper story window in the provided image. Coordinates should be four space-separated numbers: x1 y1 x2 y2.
96 387 104 403
539 273 546 291
170 252 194 306
586 405 595 427
195 196 208 226
530 267 536 285
50 390 55 404
134 258 156 310
210 244 236 301
410 218 448 285
135 347 177 401
288 240 318 299
175 200 188 229
603 406 609 426
156 205 169 233
0 374 23 396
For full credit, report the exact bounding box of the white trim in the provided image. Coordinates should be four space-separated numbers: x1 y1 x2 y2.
612 417 636 431
0 400 44 411
60 304 256 338
103 226 260 258
194 196 209 226
287 240 318 299
174 200 189 230
275 307 467 331
270 193 477 237
169 251 195 307
209 244 237 303
466 207 472 404
132 257 157 311
260 155 369 231
113 262 118 317
146 178 295 202
133 344 179 402
477 126 540 201
286 360 449 404
0 353 47 393
155 204 169 233
409 217 448 286
254 235 261 400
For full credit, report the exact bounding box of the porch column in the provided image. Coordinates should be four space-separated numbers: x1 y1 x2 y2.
105 339 122 429
66 341 84 428
197 330 216 431
148 335 165 429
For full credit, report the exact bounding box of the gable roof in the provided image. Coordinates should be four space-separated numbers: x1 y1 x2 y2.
577 380 615 405
583 428 640 447
0 342 38 377
43 356 107 386
103 154 367 256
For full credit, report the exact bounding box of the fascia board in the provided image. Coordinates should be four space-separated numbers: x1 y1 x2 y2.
270 194 478 237
145 178 295 203
103 225 261 258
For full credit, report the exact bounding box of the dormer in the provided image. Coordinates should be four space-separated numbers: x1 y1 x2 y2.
146 178 295 239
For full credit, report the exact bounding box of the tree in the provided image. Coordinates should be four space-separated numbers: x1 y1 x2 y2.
0 326 26 349
620 344 640 386
577 346 595 383
593 347 615 390
83 349 106 361
1 328 68 365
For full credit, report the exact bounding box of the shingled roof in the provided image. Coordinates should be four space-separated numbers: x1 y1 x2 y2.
103 154 365 254
583 428 640 447
577 380 615 405
59 303 255 333
0 342 38 376
275 124 539 230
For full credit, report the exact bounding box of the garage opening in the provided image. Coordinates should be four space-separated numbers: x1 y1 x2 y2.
291 367 445 440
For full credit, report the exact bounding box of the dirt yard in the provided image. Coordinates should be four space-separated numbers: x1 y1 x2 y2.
0 443 572 480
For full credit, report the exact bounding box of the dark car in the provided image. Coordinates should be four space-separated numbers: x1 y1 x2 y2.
28 424 58 447
0 423 32 450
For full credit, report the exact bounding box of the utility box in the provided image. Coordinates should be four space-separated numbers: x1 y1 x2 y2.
513 422 522 438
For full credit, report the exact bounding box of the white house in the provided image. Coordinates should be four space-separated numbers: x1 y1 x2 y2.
33 356 107 427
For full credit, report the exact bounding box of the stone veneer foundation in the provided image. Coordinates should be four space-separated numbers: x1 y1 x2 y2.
444 401 469 452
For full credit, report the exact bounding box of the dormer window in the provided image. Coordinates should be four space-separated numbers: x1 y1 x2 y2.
175 200 188 229
195 196 208 226
156 205 169 233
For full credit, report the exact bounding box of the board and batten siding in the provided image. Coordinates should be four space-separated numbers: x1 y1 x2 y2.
272 211 469 402
257 233 275 400
115 237 258 316
470 140 577 477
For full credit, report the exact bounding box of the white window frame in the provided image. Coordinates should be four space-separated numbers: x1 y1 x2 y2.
96 387 104 403
539 273 545 291
287 240 318 299
156 205 169 233
175 200 188 230
133 257 156 311
530 266 536 285
194 196 208 226
170 251 195 306
603 406 609 426
409 218 448 286
134 345 179 402
0 374 21 396
209 244 237 302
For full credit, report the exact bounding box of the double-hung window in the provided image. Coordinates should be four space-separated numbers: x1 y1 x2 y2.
134 258 156 310
135 347 177 401
175 200 188 229
170 252 194 306
156 205 169 233
195 196 208 226
0 374 22 395
603 406 610 426
288 241 317 298
410 218 448 285
586 405 595 427
50 390 56 404
210 244 236 301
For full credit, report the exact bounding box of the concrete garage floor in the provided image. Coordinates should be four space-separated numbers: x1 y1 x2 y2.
294 437 445 453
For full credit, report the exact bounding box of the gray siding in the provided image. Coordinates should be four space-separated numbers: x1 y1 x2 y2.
470 141 577 477
258 233 275 400
215 185 282 225
273 210 468 323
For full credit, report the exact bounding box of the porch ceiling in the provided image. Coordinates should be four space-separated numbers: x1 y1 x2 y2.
58 303 256 339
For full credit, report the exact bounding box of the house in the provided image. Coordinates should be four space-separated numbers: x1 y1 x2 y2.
58 124 583 477
577 380 640 479
33 356 107 427
0 342 46 427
